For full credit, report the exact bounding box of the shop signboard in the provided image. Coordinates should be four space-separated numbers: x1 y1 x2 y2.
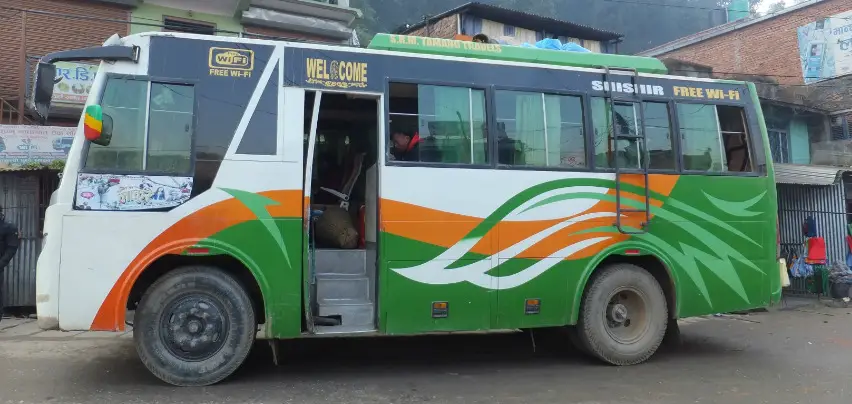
0 125 74 168
798 10 852 83
52 61 98 105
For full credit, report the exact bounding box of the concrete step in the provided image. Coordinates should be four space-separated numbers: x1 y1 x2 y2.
315 249 367 276
316 274 370 302
318 301 374 326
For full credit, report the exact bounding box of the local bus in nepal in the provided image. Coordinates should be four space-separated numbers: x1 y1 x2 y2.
32 31 781 386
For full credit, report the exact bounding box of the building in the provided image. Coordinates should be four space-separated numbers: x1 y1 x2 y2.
0 0 362 311
639 0 852 295
395 2 622 54
0 0 362 126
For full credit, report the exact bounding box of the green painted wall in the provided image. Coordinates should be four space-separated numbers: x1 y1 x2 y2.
130 3 243 36
789 118 811 165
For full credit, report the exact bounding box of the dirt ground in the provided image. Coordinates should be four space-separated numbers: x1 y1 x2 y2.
1 297 850 404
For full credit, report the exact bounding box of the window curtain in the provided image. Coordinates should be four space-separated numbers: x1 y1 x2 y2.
427 85 471 164
461 14 482 35
471 91 487 164
544 94 562 166
591 97 612 167
515 94 546 165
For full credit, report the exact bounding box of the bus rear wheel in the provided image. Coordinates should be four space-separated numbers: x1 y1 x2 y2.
133 266 256 386
576 263 668 366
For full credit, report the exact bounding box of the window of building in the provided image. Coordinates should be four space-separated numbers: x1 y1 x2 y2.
591 98 675 170
677 103 753 173
768 129 790 164
388 83 487 164
495 90 585 168
503 24 516 37
85 78 195 174
163 16 216 35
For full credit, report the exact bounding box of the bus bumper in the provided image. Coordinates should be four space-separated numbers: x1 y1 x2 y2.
35 207 63 330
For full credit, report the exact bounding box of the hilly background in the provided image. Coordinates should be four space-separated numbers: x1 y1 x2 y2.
349 0 764 54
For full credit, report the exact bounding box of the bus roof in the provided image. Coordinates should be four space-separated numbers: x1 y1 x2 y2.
367 34 669 75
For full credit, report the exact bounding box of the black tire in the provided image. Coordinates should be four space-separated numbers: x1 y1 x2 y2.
576 263 668 365
134 266 256 387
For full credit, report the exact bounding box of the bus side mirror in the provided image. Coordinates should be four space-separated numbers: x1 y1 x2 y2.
32 62 57 122
84 105 113 146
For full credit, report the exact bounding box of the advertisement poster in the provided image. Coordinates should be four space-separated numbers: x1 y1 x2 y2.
0 125 74 169
52 61 98 105
798 11 852 83
75 174 193 211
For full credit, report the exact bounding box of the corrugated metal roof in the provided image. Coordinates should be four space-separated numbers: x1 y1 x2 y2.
775 163 850 185
396 2 622 41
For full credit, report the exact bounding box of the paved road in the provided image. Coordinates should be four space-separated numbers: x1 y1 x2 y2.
1 300 851 404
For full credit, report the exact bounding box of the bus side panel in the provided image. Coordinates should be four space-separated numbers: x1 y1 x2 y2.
660 174 775 318
378 167 776 333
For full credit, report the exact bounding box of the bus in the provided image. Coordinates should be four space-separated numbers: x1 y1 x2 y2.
32 31 781 387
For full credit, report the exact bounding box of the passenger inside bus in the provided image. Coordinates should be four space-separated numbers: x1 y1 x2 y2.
389 130 420 161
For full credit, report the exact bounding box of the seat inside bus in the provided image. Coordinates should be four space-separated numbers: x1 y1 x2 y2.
304 92 378 251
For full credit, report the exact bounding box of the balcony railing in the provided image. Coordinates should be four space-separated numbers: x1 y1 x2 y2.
0 98 33 125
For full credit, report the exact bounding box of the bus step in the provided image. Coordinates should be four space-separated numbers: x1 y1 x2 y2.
314 249 367 276
316 274 370 302
318 302 374 326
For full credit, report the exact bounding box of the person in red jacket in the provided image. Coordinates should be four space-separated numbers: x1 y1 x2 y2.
390 130 421 161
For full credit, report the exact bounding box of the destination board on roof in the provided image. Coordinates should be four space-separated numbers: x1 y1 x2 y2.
388 34 503 53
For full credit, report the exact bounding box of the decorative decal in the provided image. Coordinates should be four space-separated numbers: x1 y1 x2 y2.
389 177 766 308
305 58 368 89
75 174 192 211
208 47 254 78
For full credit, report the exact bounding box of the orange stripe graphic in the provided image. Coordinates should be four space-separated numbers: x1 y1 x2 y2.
382 174 679 259
90 190 301 331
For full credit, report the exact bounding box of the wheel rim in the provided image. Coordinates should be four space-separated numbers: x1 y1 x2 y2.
159 294 229 362
603 287 650 345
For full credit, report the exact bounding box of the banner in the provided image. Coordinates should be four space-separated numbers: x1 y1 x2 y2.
798 10 852 83
52 61 98 105
0 125 74 168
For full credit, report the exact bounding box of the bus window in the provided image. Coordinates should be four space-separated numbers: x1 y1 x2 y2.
388 83 486 164
717 105 753 173
678 103 726 172
494 91 585 168
85 78 148 171
593 98 674 170
677 103 753 173
643 102 676 170
83 78 195 175
147 83 194 173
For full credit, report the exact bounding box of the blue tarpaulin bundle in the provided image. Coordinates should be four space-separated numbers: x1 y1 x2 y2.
520 38 591 53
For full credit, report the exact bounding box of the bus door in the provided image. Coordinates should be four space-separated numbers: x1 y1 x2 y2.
303 89 383 334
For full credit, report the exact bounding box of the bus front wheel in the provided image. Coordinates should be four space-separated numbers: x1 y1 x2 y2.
133 266 256 386
576 263 668 366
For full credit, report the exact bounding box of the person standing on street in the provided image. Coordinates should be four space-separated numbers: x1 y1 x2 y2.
0 206 19 324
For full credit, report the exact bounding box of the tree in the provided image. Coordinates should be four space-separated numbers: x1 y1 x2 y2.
717 0 764 15
766 1 786 13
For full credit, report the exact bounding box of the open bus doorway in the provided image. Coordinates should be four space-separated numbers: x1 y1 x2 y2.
303 91 380 334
